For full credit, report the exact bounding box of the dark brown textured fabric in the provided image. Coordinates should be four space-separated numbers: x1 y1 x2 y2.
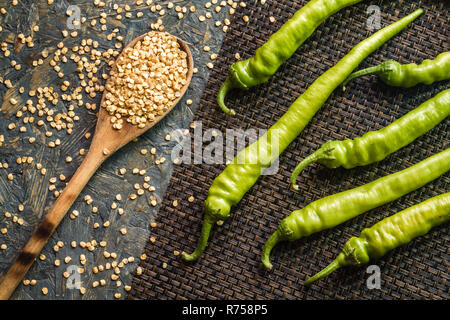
129 0 449 299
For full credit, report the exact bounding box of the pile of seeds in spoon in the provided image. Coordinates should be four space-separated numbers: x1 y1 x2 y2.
103 31 188 129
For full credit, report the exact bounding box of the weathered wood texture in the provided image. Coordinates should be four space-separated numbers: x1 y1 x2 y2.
0 0 228 299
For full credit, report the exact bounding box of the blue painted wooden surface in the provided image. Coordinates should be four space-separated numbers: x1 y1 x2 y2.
0 0 229 299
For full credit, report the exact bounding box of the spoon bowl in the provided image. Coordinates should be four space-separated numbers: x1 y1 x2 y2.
0 32 193 300
96 32 194 154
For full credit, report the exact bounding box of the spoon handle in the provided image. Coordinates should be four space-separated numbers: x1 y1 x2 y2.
0 147 107 300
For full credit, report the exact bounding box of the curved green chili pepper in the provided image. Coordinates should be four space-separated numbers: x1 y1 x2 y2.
290 88 450 189
182 9 423 262
217 0 364 115
342 51 450 90
305 192 450 285
262 148 450 269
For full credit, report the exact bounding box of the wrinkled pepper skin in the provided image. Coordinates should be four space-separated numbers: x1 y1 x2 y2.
182 10 423 262
305 192 450 285
290 88 450 189
342 51 450 89
217 0 363 115
262 148 450 269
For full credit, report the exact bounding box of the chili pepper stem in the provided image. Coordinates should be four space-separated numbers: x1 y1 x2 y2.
291 149 337 189
182 219 215 262
290 153 319 190
261 230 282 270
342 63 389 90
290 152 317 190
305 255 343 285
217 77 236 116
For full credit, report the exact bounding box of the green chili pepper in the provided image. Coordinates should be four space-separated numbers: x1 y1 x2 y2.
262 148 450 269
182 9 423 262
290 88 450 189
305 192 450 285
217 0 364 115
342 51 450 90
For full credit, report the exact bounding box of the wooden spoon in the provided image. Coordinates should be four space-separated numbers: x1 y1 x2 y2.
0 32 194 299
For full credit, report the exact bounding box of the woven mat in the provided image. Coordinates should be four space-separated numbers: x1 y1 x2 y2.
129 0 449 299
